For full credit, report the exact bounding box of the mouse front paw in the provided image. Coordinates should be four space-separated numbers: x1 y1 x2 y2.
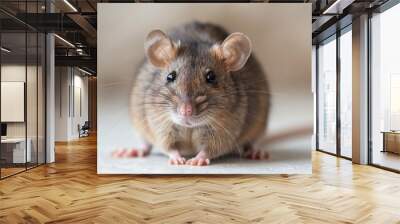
111 145 152 158
244 149 269 160
167 150 186 165
242 143 269 160
168 156 186 165
185 150 211 166
185 157 210 166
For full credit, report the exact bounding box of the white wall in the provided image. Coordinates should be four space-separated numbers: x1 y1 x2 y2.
72 73 89 138
1 66 26 130
55 67 89 141
1 65 28 145
1 82 25 122
55 66 69 141
1 65 39 138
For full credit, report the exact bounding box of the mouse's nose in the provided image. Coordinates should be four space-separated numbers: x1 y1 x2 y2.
178 103 193 117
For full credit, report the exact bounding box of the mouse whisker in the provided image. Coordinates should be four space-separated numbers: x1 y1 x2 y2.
205 115 242 155
148 112 171 130
207 102 269 124
202 117 221 154
211 90 273 98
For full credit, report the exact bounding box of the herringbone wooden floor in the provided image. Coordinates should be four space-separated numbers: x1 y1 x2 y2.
1 135 400 224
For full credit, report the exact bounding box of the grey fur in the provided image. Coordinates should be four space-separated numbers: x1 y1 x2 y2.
130 21 270 160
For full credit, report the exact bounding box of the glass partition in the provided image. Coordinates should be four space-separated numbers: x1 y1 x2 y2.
1 31 28 177
27 31 38 169
0 2 46 179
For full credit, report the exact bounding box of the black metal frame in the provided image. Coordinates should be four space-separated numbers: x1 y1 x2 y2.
315 22 353 162
0 0 48 180
315 44 319 151
367 10 373 166
336 23 341 159
0 22 2 179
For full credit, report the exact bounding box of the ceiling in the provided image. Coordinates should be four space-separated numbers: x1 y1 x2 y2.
0 0 392 75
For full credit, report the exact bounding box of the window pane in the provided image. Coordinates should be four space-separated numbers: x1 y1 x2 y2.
25 0 39 169
27 31 38 169
340 28 352 158
318 36 337 154
371 3 400 171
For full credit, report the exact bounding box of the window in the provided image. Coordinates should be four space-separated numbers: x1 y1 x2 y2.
317 36 337 154
316 25 353 159
339 27 352 158
370 3 400 171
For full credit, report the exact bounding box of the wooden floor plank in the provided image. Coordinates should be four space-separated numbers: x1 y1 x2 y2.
0 135 400 223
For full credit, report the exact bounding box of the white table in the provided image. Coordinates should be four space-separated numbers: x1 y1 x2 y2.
1 138 31 163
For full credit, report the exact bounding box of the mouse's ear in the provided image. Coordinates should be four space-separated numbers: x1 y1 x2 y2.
145 30 178 68
213 33 252 72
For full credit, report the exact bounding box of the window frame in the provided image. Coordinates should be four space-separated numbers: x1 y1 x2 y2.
315 24 353 161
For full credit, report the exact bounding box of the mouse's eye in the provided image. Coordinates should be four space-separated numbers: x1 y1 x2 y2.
205 71 216 84
167 71 177 83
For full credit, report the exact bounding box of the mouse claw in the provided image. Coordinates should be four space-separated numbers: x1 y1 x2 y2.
167 150 186 165
186 158 210 166
111 148 128 158
244 149 269 160
111 146 152 158
168 157 186 165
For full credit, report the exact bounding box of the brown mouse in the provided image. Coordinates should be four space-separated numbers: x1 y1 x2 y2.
128 21 270 166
